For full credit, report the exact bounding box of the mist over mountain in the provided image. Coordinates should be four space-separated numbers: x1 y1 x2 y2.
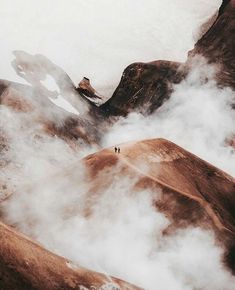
0 1 235 290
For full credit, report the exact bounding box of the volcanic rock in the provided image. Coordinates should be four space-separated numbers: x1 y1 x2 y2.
189 0 235 90
101 0 235 116
100 61 185 117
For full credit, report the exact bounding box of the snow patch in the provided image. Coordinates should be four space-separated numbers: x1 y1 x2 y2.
40 74 60 93
49 95 80 116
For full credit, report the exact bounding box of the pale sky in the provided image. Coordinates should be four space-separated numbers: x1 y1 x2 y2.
0 0 221 95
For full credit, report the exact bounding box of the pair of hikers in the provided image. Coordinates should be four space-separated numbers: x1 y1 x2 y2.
115 147 121 154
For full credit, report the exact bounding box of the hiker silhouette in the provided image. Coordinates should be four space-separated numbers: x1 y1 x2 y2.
118 147 120 154
115 147 117 153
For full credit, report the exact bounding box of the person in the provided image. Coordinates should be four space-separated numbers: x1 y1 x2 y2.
118 147 120 154
115 147 117 153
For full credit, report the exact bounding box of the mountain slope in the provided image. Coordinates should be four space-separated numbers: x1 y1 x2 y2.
100 0 235 116
189 0 235 89
82 138 235 271
0 221 141 290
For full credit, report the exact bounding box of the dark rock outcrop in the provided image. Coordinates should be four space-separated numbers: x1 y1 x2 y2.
100 61 185 116
189 0 235 90
101 0 235 116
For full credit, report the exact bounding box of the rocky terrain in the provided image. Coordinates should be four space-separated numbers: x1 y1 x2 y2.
188 0 235 90
0 0 235 289
99 0 235 116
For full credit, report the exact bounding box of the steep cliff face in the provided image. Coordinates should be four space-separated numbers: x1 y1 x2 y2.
101 0 235 116
189 0 235 90
100 61 185 116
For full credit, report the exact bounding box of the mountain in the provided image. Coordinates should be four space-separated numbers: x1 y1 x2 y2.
100 61 185 116
188 0 235 89
1 1 234 124
0 221 141 290
0 51 102 148
0 1 235 289
99 0 235 116
82 138 235 272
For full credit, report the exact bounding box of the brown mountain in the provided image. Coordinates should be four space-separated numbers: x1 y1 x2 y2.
2 138 235 288
100 61 185 116
0 2 235 288
99 0 235 116
0 221 141 290
82 138 235 272
188 0 235 89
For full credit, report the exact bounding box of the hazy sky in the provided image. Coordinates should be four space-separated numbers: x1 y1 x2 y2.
0 0 220 95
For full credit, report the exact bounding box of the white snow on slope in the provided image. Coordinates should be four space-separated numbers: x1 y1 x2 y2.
49 95 80 116
40 74 60 93
40 74 79 115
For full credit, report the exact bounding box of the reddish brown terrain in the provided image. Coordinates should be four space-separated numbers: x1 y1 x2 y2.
1 138 235 288
83 139 235 272
0 221 141 290
0 1 235 289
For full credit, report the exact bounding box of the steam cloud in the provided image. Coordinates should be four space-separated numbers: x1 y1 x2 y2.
1 1 235 290
103 57 235 176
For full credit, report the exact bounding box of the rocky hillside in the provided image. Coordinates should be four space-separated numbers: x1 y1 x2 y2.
100 0 235 116
0 1 235 289
0 221 141 290
189 0 235 89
